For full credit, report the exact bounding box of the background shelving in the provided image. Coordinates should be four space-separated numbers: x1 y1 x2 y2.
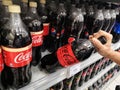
19 40 120 90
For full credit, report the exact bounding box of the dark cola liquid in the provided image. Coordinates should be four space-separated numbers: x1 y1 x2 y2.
86 16 104 35
1 11 32 89
102 19 111 31
22 8 43 66
1 27 32 89
46 3 66 52
0 72 5 90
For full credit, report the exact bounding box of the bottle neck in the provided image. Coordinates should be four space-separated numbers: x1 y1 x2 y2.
29 7 37 14
10 13 22 26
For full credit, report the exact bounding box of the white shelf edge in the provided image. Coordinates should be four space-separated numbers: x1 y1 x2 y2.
77 62 116 90
19 68 67 90
19 40 120 90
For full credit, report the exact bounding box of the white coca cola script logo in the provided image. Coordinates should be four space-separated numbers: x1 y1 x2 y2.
32 35 43 44
14 51 32 63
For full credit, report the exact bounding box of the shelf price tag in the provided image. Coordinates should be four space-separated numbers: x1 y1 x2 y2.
67 64 80 78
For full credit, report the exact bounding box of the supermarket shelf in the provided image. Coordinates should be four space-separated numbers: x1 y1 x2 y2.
77 62 116 90
19 41 120 90
101 71 120 90
19 67 67 90
67 40 120 78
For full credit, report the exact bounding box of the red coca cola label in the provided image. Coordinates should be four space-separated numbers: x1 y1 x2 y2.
57 44 79 67
2 44 32 68
43 23 49 36
31 31 43 47
0 48 4 72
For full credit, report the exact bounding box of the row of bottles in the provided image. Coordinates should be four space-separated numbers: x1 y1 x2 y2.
88 65 120 90
0 0 120 89
48 65 120 90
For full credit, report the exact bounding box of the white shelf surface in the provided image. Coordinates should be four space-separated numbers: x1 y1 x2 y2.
77 62 116 90
19 41 120 90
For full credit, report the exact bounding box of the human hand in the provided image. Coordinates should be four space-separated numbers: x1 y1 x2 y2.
89 30 113 57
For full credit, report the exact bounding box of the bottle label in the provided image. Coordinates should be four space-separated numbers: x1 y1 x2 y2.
57 44 79 67
2 44 32 68
0 48 4 72
31 31 43 47
43 23 49 36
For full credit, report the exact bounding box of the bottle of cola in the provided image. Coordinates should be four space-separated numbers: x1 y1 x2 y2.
20 0 28 18
44 0 57 52
64 1 77 44
0 0 12 26
85 63 95 82
1 5 32 89
90 60 100 79
107 3 116 33
79 67 89 86
37 0 49 52
22 2 43 66
87 4 104 35
63 76 74 90
102 3 111 31
71 71 83 90
46 1 66 52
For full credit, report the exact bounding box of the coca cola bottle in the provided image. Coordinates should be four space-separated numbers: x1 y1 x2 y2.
37 0 49 36
87 4 104 35
90 60 100 79
102 4 111 31
85 63 95 82
20 0 28 18
22 2 43 66
63 76 74 90
107 3 116 33
69 6 94 60
71 71 83 90
1 5 32 89
79 67 89 86
44 0 57 52
46 1 66 52
64 1 77 44
0 0 12 26
37 0 49 52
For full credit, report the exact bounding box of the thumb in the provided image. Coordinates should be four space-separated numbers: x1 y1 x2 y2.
90 38 104 49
